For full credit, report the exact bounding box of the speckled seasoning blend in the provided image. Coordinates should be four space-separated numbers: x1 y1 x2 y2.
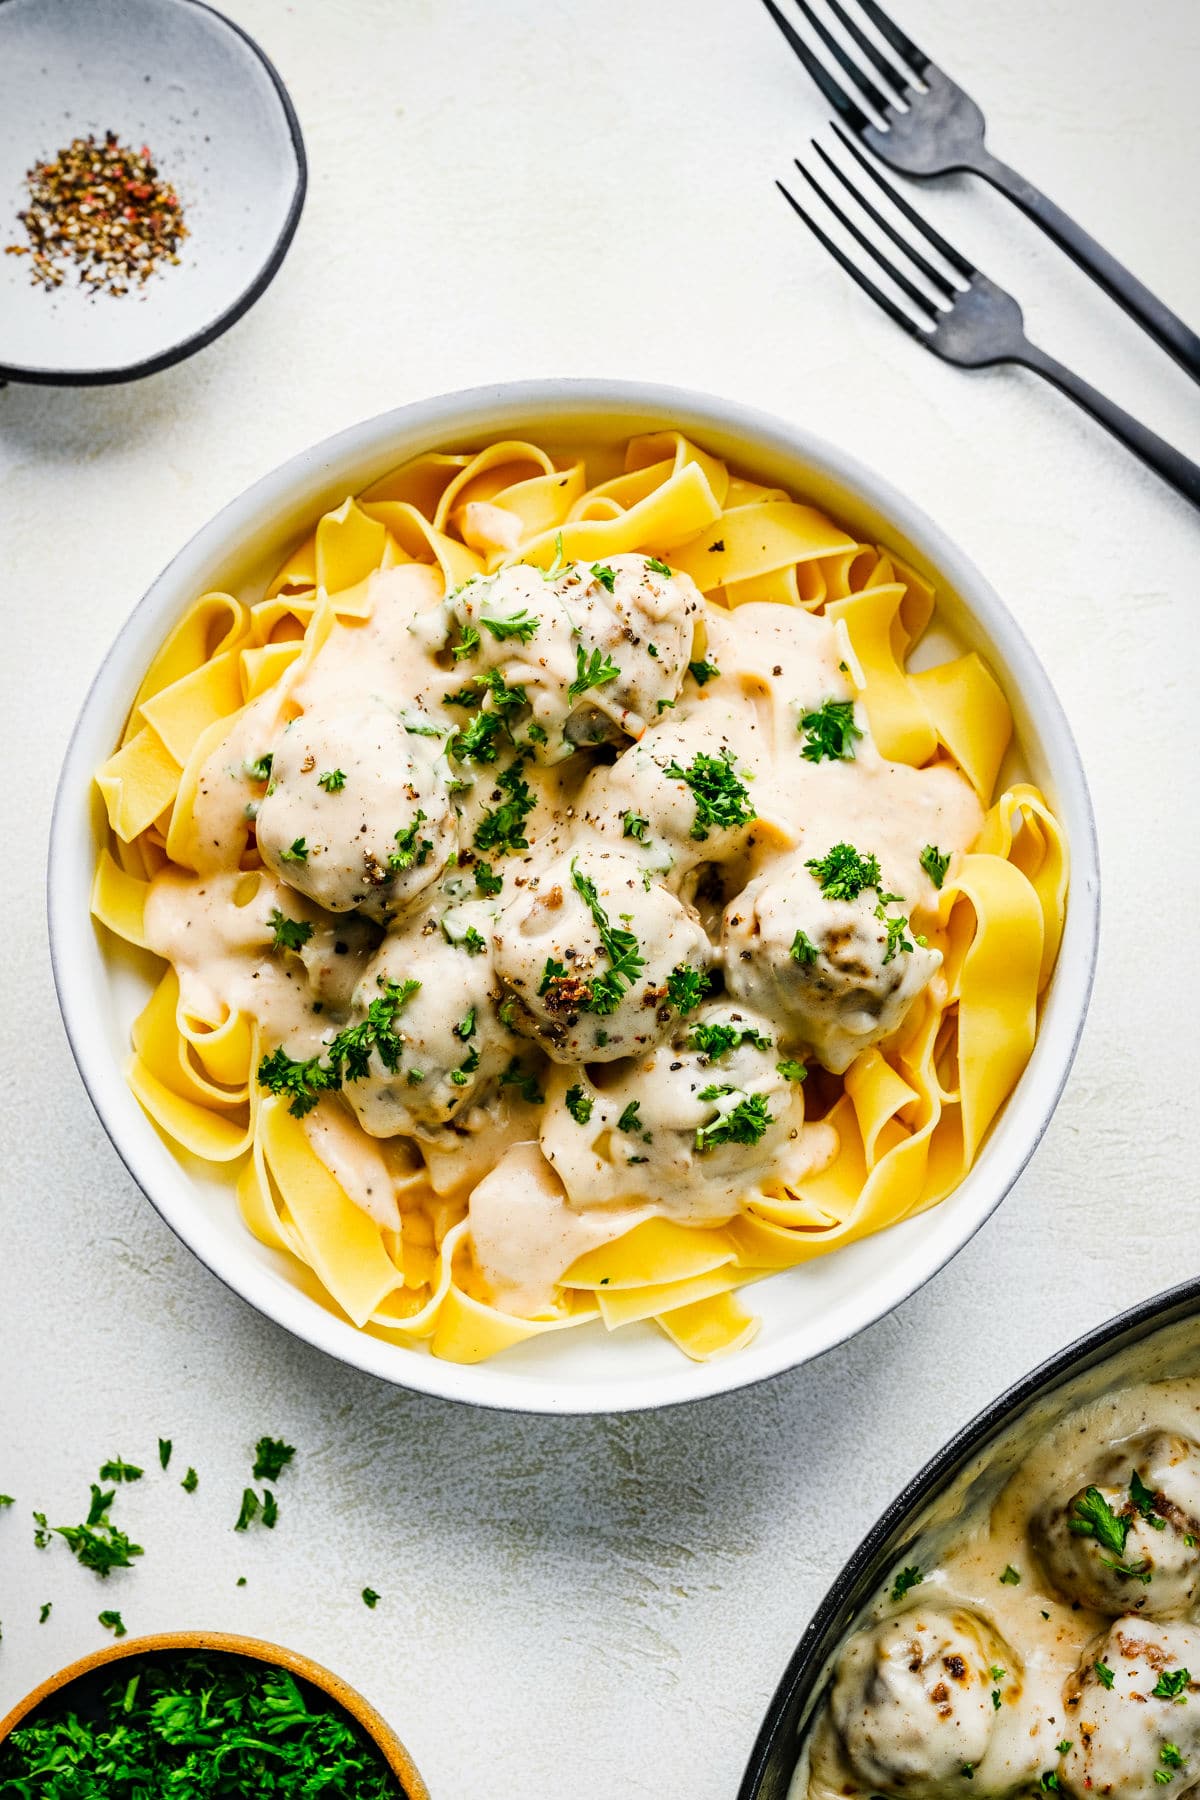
4 131 187 297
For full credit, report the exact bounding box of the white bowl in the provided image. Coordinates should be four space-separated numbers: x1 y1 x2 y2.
48 380 1100 1415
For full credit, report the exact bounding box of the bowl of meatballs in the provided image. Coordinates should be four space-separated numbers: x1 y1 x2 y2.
50 378 1099 1411
740 1276 1200 1799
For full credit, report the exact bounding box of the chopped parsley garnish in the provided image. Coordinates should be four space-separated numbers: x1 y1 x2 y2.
877 902 916 965
1094 1658 1115 1688
1068 1486 1130 1555
565 1084 594 1125
777 1059 807 1082
157 1439 172 1470
790 930 820 965
663 748 755 841
991 1690 1002 1711
480 667 529 712
499 1059 544 1105
805 842 882 900
455 1007 476 1041
33 1512 50 1548
234 1488 277 1532
1056 1742 1073 1757
0 1653 401 1796
480 608 538 643
270 909 313 953
688 1021 771 1059
362 1587 381 1609
450 1047 480 1087
920 843 951 888
252 1438 295 1483
645 556 672 577
98 1609 126 1637
999 1564 1022 1585
962 1766 976 1782
53 1488 143 1578
568 643 621 705
656 698 675 713
258 979 421 1115
181 1467 198 1493
695 1092 772 1153
591 563 616 592
799 697 862 763
1158 1747 1187 1784
622 810 650 842
570 861 646 1013
1040 1773 1060 1793
389 811 433 871
539 957 567 995
451 622 481 661
666 964 711 1014
0 1495 13 1508
475 859 503 897
540 531 568 581
278 837 308 864
1152 1669 1192 1702
451 711 505 763
317 768 346 792
443 921 487 955
616 1101 643 1134
474 761 536 856
98 1458 142 1484
1131 1468 1167 1527
246 752 273 783
688 659 720 686
890 1565 923 1603
38 1602 50 1623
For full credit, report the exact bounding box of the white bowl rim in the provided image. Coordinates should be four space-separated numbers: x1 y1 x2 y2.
47 377 1101 1415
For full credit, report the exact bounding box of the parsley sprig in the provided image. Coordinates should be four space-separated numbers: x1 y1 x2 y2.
474 762 536 856
663 748 755 841
570 861 646 1013
799 698 861 763
694 1090 772 1153
258 980 421 1116
568 643 621 705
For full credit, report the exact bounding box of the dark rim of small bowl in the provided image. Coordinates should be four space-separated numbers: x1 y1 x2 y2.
0 0 307 387
737 1272 1200 1800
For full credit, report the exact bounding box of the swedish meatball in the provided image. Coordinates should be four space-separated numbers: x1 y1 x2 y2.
256 700 455 922
1060 1618 1200 1800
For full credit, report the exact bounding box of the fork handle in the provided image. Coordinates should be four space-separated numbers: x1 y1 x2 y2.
975 152 1200 384
1020 344 1200 510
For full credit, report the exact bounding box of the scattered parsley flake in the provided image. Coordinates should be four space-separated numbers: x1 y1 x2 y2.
571 861 646 1014
157 1439 172 1471
1094 1658 1115 1688
616 1101 643 1134
480 608 538 644
258 980 420 1115
568 642 621 705
474 860 503 897
666 964 711 1014
53 1489 143 1578
777 1059 807 1082
805 842 882 901
317 768 346 792
234 1489 259 1532
455 1007 476 1041
565 1084 594 1125
591 563 616 592
181 1467 198 1493
891 1565 923 1603
790 930 820 965
992 1690 1002 1711
252 1438 295 1483
1056 1742 1073 1756
0 1495 14 1508
688 659 720 686
38 1602 51 1624
98 1458 142 1484
1040 1772 1060 1793
999 1564 1022 1585
33 1512 50 1549
695 1092 772 1153
389 811 433 871
663 748 754 841
362 1587 381 1609
920 843 951 888
451 622 481 661
876 901 915 965
1131 1468 1167 1527
246 752 273 783
1152 1669 1192 1702
688 1021 771 1059
799 697 862 763
1069 1486 1130 1555
270 909 314 953
278 837 308 864
98 1610 126 1637
622 810 650 842
646 556 672 576
474 761 536 856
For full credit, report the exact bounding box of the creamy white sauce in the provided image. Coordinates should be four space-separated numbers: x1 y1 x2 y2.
143 556 984 1314
799 1377 1200 1800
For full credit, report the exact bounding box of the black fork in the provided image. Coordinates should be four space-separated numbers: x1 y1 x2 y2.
761 0 1200 383
779 130 1200 510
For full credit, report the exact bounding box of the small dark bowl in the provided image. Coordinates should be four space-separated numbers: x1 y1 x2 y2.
738 1277 1200 1800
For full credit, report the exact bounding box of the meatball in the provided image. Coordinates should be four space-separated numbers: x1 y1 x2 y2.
256 700 456 922
1060 1618 1200 1800
420 555 699 761
575 708 767 888
493 848 711 1063
723 849 940 1075
824 1610 1018 1798
539 1005 804 1215
1035 1433 1200 1618
340 906 509 1135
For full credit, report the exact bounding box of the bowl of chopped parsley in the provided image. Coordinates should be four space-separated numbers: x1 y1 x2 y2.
0 1632 429 1797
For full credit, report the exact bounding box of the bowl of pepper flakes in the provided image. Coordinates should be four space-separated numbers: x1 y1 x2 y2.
0 0 305 385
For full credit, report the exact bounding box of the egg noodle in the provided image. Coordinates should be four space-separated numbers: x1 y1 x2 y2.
92 432 1067 1365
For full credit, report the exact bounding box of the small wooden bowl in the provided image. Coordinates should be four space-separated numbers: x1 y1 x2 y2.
0 1630 431 1798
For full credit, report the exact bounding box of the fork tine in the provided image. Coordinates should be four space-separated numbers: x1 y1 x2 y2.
790 0 890 117
853 0 931 80
793 156 941 319
776 181 925 339
831 122 976 279
823 0 912 98
759 0 870 133
812 141 957 299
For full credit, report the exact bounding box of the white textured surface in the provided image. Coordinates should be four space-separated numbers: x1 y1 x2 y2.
1 1 1198 1795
